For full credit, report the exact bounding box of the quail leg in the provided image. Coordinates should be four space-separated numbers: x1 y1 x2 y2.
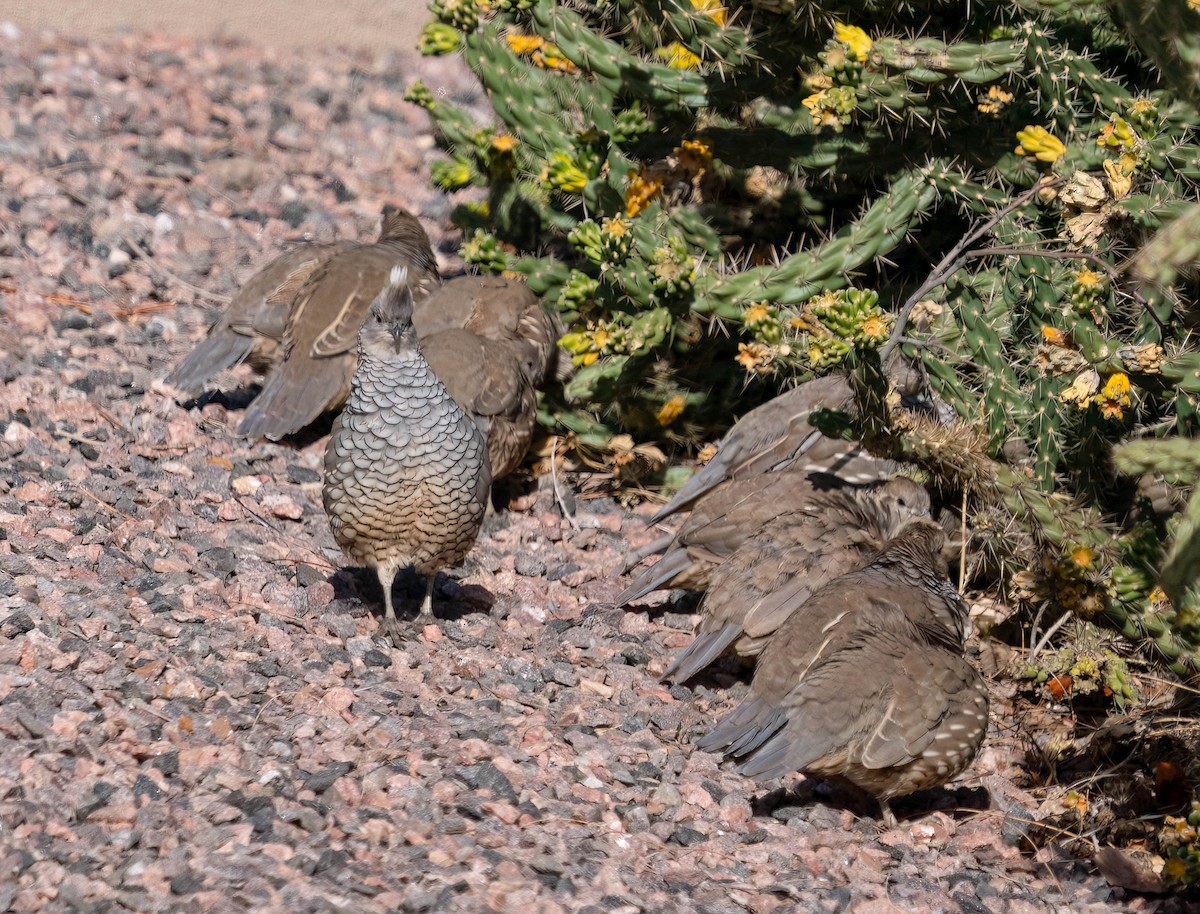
412 573 439 629
375 565 407 645
878 798 898 829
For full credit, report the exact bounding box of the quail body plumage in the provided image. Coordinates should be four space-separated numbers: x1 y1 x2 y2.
663 476 931 683
322 268 490 641
412 274 564 478
413 274 566 386
421 327 539 480
619 469 859 606
698 520 989 826
239 206 441 440
650 375 895 524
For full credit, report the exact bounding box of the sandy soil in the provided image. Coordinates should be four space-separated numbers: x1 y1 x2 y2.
5 0 430 52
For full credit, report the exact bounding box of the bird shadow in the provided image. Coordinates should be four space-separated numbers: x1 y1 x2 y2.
750 780 992 828
327 565 494 627
619 588 704 624
176 384 261 414
176 384 339 448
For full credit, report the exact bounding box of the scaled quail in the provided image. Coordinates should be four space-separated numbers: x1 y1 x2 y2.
239 206 441 440
619 469 858 606
322 267 491 641
163 239 353 395
663 476 931 683
698 519 989 826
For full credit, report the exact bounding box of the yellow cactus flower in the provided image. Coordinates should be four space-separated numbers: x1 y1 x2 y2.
977 85 1014 115
656 394 687 426
1041 325 1069 346
506 33 545 56
689 0 727 25
833 22 872 62
1101 372 1131 401
676 139 713 174
1015 126 1066 163
601 216 629 239
625 168 663 217
1069 545 1095 569
656 42 702 69
736 341 772 372
858 313 890 341
491 133 518 152
1095 372 1132 419
802 90 828 116
743 302 771 324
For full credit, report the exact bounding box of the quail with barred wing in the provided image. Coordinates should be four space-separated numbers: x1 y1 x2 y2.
698 519 988 826
619 469 846 606
663 476 931 683
163 240 354 395
239 206 440 439
650 375 895 524
322 268 490 641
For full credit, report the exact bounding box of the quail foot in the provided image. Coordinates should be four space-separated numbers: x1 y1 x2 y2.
322 267 490 641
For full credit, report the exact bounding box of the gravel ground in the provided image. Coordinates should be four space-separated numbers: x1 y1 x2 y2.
0 23 1183 914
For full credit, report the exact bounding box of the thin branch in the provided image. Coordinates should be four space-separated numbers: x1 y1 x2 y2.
881 176 1062 361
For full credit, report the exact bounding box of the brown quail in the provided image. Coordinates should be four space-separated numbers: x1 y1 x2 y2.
663 476 931 683
239 206 441 439
163 239 354 395
413 274 566 386
421 327 539 480
619 469 854 606
650 375 895 523
697 519 989 826
322 268 490 641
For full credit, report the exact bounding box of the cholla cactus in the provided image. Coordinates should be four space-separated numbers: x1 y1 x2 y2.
412 0 1200 667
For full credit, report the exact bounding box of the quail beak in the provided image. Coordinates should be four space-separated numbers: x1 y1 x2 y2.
390 322 406 351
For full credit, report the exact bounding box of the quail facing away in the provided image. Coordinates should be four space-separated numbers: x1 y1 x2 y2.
413 274 565 479
619 469 860 606
163 239 354 395
238 206 441 440
663 476 931 683
413 274 567 387
322 268 490 640
650 375 896 524
421 327 539 480
697 519 989 826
